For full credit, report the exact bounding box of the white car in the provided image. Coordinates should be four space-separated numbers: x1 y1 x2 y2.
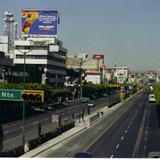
149 94 156 103
148 152 160 158
88 101 95 107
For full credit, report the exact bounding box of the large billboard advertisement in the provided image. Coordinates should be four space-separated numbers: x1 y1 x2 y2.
21 10 58 36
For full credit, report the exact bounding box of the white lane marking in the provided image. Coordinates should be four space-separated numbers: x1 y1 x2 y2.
144 145 146 150
110 154 114 158
43 118 49 121
125 130 128 133
116 144 120 149
4 131 9 134
128 125 130 128
145 137 147 141
33 121 39 125
145 131 148 135
121 136 124 140
130 121 132 124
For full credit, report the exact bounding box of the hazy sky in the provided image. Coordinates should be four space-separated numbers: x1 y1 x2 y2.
1 0 160 71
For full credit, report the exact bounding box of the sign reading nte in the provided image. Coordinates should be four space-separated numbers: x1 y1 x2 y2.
0 89 22 101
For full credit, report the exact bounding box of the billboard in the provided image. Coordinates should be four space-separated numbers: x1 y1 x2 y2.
21 10 58 36
93 54 104 60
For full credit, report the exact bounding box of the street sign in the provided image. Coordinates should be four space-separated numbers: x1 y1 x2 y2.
22 90 44 103
52 114 59 123
0 89 22 101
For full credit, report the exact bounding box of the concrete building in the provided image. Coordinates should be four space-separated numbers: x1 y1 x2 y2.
14 36 67 86
0 9 67 87
66 53 106 84
0 35 10 57
113 66 129 84
105 68 114 83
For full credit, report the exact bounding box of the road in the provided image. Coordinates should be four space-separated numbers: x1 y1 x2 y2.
34 90 160 158
1 94 120 151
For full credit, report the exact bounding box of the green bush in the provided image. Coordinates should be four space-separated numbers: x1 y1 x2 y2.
0 145 24 157
29 137 41 150
0 121 75 157
153 83 160 104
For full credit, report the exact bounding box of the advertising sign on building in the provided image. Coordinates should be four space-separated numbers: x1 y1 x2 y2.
93 54 104 60
21 10 58 36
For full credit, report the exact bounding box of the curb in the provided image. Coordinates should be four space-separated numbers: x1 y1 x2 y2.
21 125 87 157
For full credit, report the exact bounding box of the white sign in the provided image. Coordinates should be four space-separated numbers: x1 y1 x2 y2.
52 114 59 123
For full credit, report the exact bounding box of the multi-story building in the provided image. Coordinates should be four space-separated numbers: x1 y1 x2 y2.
0 9 68 87
113 66 129 84
0 35 10 57
66 53 106 84
14 37 67 86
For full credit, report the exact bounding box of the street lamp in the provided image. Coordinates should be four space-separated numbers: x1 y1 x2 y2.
0 42 44 151
67 56 93 121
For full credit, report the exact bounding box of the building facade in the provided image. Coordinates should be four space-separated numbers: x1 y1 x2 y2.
66 53 106 84
113 66 129 84
14 37 67 86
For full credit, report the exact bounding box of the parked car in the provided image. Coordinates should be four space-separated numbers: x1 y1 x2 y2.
88 101 95 107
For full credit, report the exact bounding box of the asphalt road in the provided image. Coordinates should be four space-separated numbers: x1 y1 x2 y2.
1 94 119 151
34 91 160 158
138 102 160 157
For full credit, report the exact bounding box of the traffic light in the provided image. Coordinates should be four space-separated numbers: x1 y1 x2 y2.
22 90 44 103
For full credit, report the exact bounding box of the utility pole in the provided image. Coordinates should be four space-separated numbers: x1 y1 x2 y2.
22 51 26 152
79 58 83 121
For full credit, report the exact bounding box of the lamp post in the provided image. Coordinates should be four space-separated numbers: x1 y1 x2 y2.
14 44 45 151
22 51 26 151
79 58 83 121
0 42 44 151
67 56 94 120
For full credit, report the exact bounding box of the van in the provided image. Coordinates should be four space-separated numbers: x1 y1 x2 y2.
149 94 156 103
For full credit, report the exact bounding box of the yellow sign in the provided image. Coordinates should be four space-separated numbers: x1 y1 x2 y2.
22 90 44 103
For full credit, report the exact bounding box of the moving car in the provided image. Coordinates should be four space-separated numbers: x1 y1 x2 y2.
149 94 156 103
148 151 160 158
88 101 95 107
82 97 89 103
74 152 93 158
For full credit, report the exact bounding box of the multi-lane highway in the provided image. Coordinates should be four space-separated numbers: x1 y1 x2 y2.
1 94 119 151
34 90 160 158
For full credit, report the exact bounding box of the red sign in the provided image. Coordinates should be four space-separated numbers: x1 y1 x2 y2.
93 54 104 60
